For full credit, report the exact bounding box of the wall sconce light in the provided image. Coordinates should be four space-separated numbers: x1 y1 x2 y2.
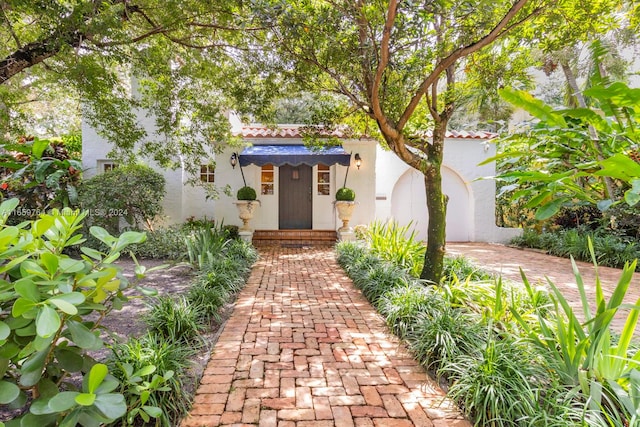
354 153 362 169
230 152 238 169
292 168 300 180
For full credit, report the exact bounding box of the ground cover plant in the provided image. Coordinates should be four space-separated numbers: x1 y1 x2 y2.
337 223 640 426
104 228 256 427
0 198 257 427
510 228 640 270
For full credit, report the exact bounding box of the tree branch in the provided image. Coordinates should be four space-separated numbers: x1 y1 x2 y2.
370 0 400 143
0 30 84 84
397 0 537 130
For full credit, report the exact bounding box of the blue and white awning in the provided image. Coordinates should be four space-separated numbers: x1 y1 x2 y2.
239 145 351 167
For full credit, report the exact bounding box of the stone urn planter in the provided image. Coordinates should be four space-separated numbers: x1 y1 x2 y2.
335 200 356 232
234 200 260 232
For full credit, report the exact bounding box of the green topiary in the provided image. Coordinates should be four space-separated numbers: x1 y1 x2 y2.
237 186 257 200
336 187 356 201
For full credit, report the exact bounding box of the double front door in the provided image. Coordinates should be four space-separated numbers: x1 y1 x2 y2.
279 164 312 229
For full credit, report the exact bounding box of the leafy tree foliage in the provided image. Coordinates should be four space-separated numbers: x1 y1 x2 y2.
0 0 281 175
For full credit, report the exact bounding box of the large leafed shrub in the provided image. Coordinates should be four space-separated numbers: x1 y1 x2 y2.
79 164 165 234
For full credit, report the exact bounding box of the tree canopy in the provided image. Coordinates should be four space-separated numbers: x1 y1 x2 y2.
0 0 282 172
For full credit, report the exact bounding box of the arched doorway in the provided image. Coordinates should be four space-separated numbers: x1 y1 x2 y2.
390 167 472 242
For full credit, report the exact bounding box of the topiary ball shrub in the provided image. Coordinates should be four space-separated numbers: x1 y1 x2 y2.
237 186 257 200
336 187 356 201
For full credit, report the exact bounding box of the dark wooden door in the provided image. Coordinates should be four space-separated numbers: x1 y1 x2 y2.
279 164 312 229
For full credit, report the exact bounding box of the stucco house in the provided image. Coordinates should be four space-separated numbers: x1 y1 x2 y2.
82 118 519 244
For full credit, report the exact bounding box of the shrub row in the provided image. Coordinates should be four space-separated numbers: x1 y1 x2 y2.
510 227 640 270
336 240 640 426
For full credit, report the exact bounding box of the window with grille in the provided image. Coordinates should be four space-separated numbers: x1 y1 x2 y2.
200 165 215 183
317 164 330 195
261 164 274 195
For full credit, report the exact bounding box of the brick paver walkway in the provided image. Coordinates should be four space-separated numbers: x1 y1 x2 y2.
181 246 470 427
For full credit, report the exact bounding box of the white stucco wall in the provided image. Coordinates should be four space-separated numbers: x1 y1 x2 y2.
83 111 516 242
376 139 520 243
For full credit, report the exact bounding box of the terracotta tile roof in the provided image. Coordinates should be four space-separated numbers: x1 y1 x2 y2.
236 125 350 139
235 125 497 140
413 129 498 139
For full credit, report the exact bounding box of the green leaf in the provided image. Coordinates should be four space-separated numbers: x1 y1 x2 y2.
93 393 126 419
30 397 55 415
0 322 9 340
0 227 19 248
624 179 640 207
47 298 78 315
0 381 20 404
15 279 40 302
31 139 50 160
36 305 61 339
142 406 162 418
597 199 614 211
19 350 48 387
58 258 86 274
89 227 116 245
134 365 156 377
596 154 640 181
66 320 101 350
48 391 80 412
94 377 119 394
21 260 48 279
34 160 54 183
37 378 59 399
142 406 163 418
560 107 611 132
625 190 640 207
50 292 85 306
12 298 37 317
19 413 58 426
80 247 103 261
114 231 146 252
0 199 20 218
55 348 84 372
33 217 55 237
59 410 80 427
75 393 96 406
40 253 59 277
499 87 566 127
87 363 108 394
33 335 54 352
535 198 567 221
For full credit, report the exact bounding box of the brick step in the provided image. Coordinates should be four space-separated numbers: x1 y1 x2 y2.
252 230 337 246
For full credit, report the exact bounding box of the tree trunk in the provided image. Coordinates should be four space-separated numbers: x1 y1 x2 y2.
419 127 447 284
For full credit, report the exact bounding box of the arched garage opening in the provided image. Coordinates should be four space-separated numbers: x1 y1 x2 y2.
390 167 472 242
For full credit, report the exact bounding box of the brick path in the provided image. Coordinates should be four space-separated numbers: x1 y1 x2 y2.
181 246 470 427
